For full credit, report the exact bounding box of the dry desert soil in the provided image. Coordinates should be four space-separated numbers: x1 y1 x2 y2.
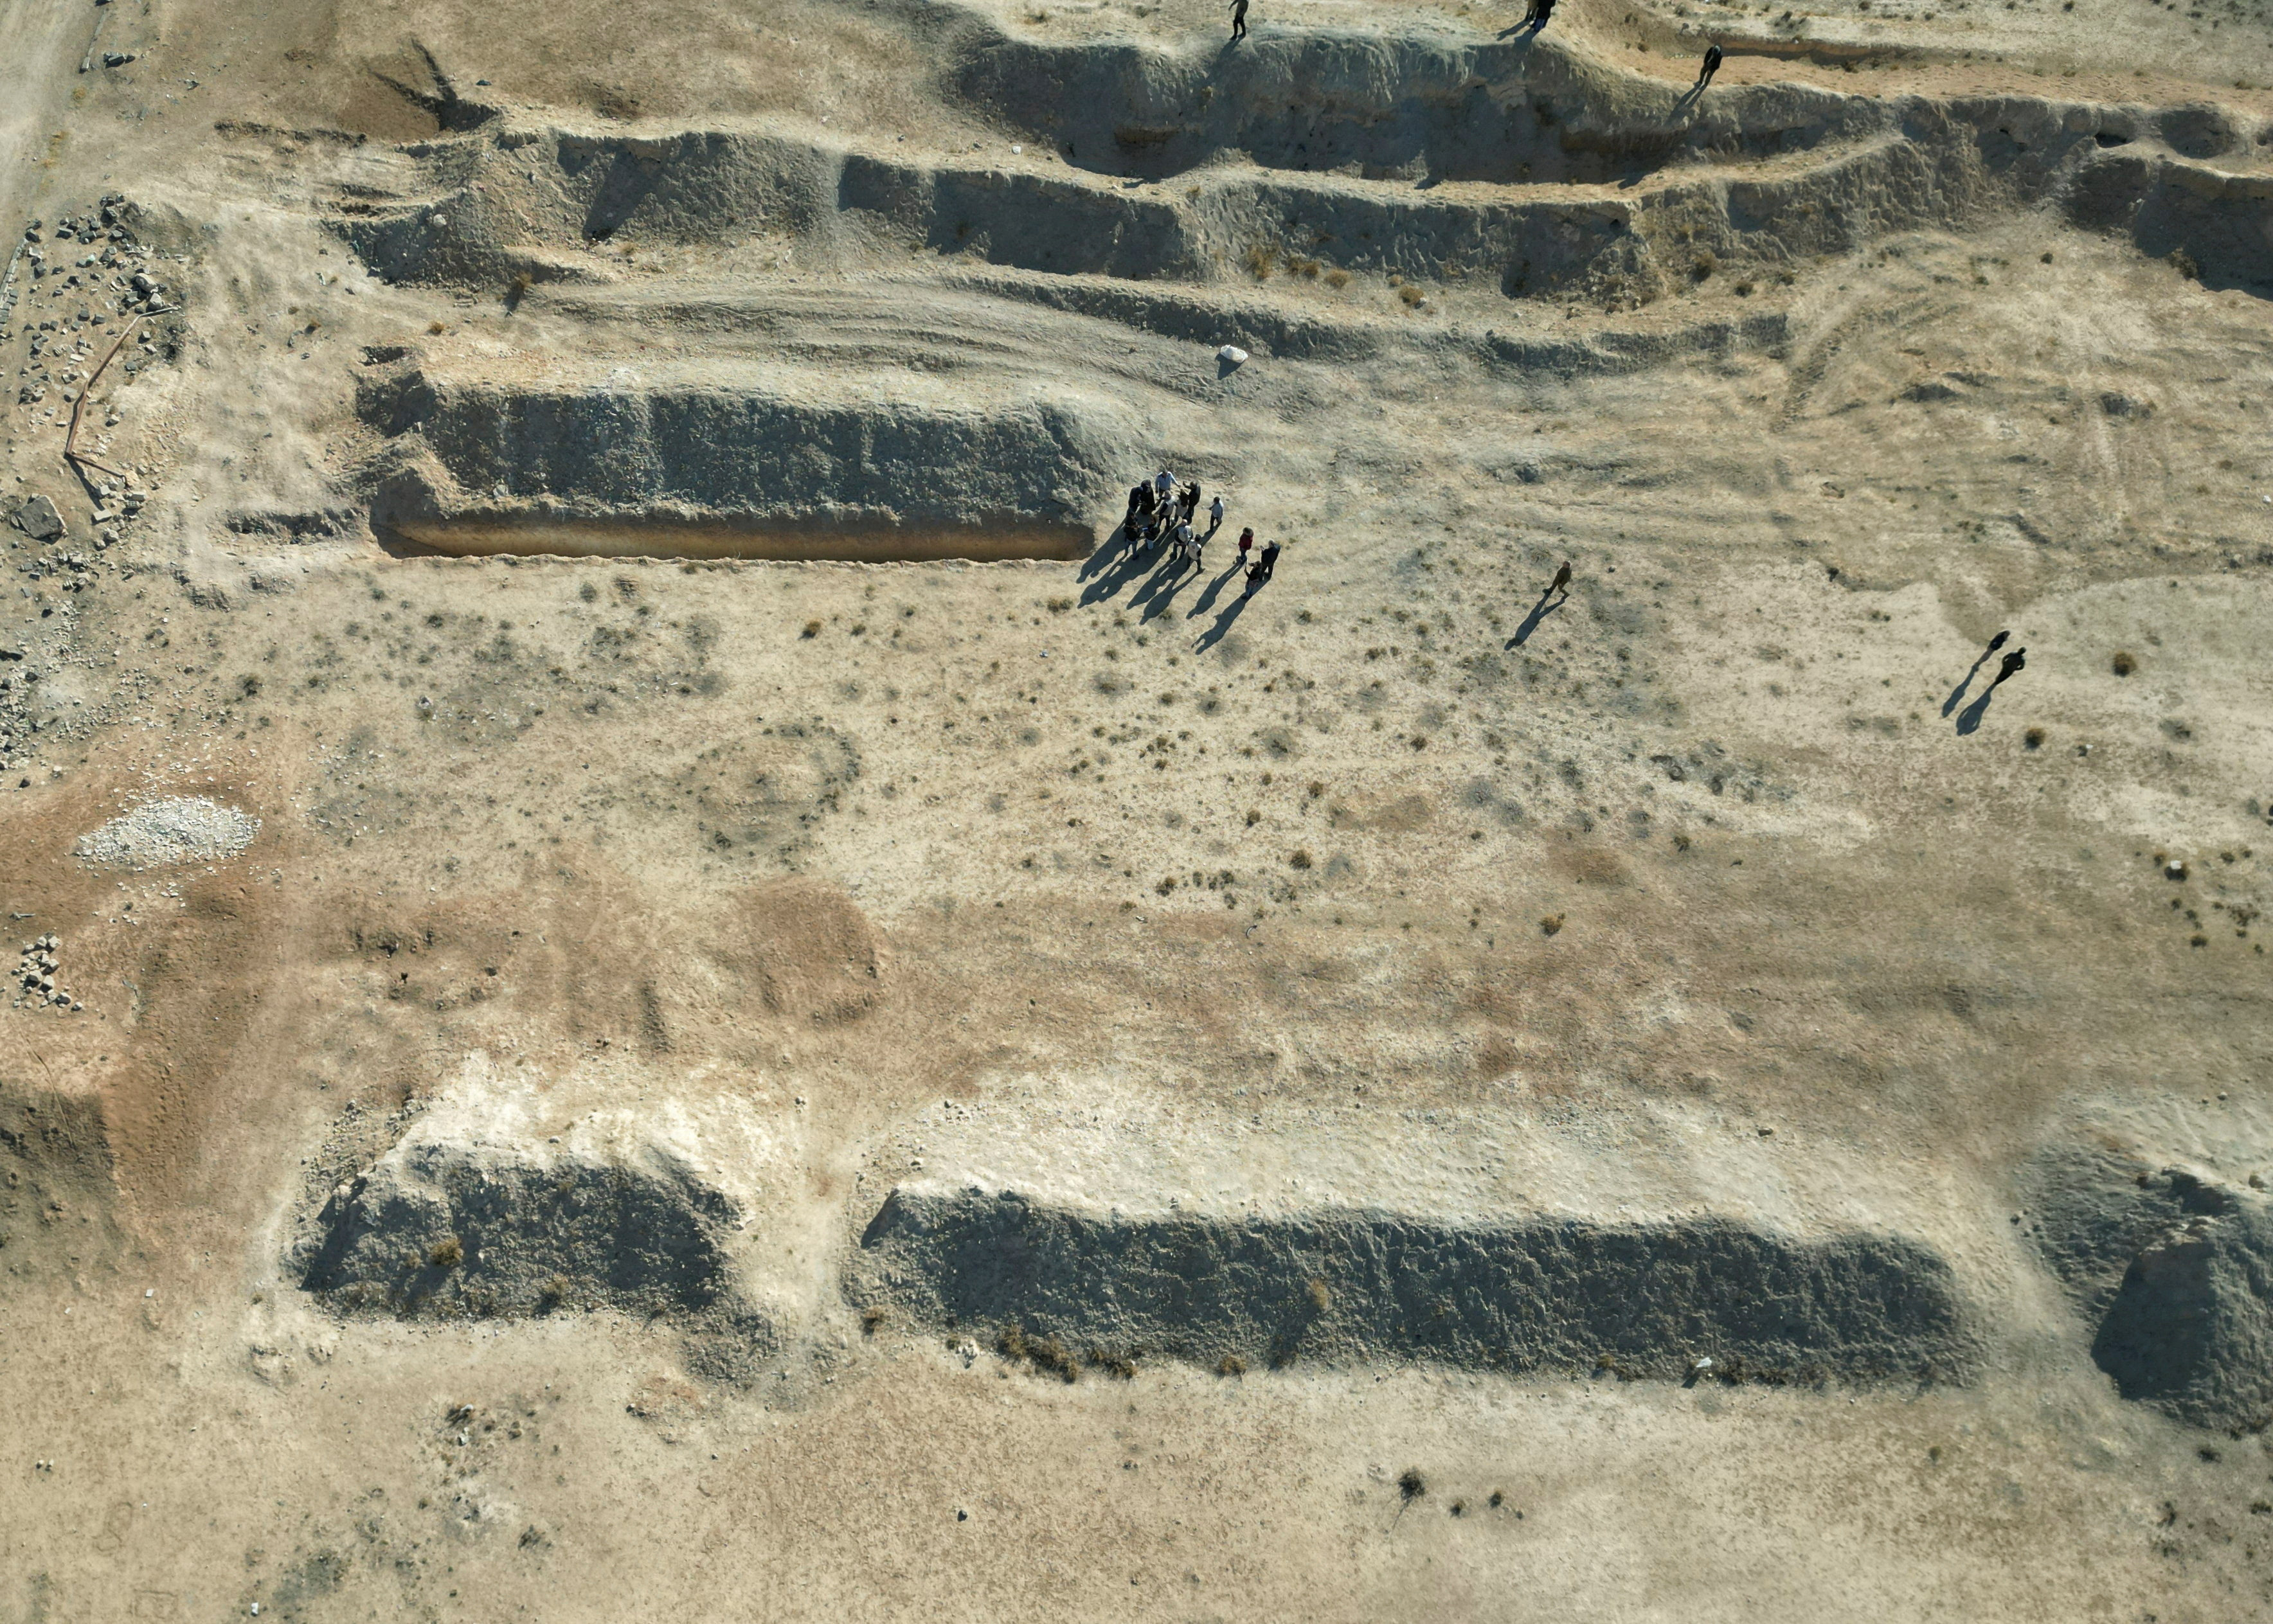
4 0 2273 1618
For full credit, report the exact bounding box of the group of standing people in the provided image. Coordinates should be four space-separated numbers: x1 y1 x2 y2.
1122 468 1279 593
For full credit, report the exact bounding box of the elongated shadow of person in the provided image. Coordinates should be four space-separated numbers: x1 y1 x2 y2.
1079 524 1138 585
1136 555 1197 623
1956 648 2024 735
1079 531 1160 607
1186 559 1244 621
1192 580 1257 654
1941 630 2010 717
1955 685 1999 736
1507 589 1565 648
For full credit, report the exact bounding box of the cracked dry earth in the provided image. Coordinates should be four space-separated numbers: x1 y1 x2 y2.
4 0 2273 1618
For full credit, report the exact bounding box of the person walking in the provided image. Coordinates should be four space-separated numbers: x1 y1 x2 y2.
1550 560 1572 595
1230 0 1249 39
1693 43 1724 93
1991 647 2026 689
1181 481 1202 523
1237 526 1255 571
1522 0 1556 33
1208 494 1225 535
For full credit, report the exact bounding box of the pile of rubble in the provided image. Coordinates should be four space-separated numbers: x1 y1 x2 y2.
12 934 79 1014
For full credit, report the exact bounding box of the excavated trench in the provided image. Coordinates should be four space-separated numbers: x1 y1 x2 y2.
356 359 1131 561
330 75 2273 312
852 1185 1982 1383
381 513 1091 561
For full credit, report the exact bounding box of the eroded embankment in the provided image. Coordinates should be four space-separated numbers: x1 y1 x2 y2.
328 73 2273 310
852 1185 1981 1382
355 357 1132 555
946 28 1891 185
298 1143 740 1320
2027 1143 2273 1431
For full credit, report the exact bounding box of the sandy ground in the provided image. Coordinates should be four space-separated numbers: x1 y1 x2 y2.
4 0 2273 1617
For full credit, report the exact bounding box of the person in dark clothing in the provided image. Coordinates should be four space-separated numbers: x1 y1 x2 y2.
1237 526 1255 571
1550 560 1572 595
1694 43 1724 93
1522 0 1556 33
1181 481 1202 524
1246 540 1280 591
1231 0 1248 39
1991 647 2026 688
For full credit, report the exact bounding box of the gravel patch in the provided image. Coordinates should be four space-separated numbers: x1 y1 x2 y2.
74 796 260 869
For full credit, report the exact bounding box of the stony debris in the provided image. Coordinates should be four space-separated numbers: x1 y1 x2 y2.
12 935 80 1013
73 796 260 869
12 495 63 542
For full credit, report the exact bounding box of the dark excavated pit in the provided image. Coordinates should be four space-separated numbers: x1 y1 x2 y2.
376 513 1093 562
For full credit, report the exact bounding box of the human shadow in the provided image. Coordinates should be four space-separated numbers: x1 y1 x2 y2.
1079 523 1136 584
1133 553 1199 623
1954 684 2000 736
1505 588 1566 648
1941 631 2009 717
1192 576 1259 654
1496 21 1543 40
1185 559 1245 621
1079 528 1163 606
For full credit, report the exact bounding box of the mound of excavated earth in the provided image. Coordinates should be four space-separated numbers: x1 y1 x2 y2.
857 1184 1976 1382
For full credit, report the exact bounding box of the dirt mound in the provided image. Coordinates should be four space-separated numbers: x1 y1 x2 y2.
297 1140 741 1317
2027 1145 2273 1429
357 356 1134 547
72 796 260 870
852 1184 1980 1382
289 1067 785 1377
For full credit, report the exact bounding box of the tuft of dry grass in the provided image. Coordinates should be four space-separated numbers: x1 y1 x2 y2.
1324 268 1351 289
428 1236 463 1269
999 1323 1080 1382
1244 242 1279 280
1540 914 1565 936
2111 650 2135 675
1217 1353 1246 1377
1289 850 1313 870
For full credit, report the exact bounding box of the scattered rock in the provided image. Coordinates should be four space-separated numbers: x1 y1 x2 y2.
73 796 259 869
13 495 64 543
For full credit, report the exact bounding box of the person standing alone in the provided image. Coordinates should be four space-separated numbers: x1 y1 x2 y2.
1231 0 1249 39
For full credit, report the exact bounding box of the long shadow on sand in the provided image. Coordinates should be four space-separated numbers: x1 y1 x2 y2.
1942 632 2009 718
1955 683 2003 736
1080 528 1163 607
1193 578 1259 654
1506 589 1566 648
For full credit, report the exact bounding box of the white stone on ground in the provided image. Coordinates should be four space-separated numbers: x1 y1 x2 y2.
73 796 259 868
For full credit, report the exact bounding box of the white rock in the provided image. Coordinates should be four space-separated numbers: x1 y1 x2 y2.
1217 345 1248 364
74 796 259 868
